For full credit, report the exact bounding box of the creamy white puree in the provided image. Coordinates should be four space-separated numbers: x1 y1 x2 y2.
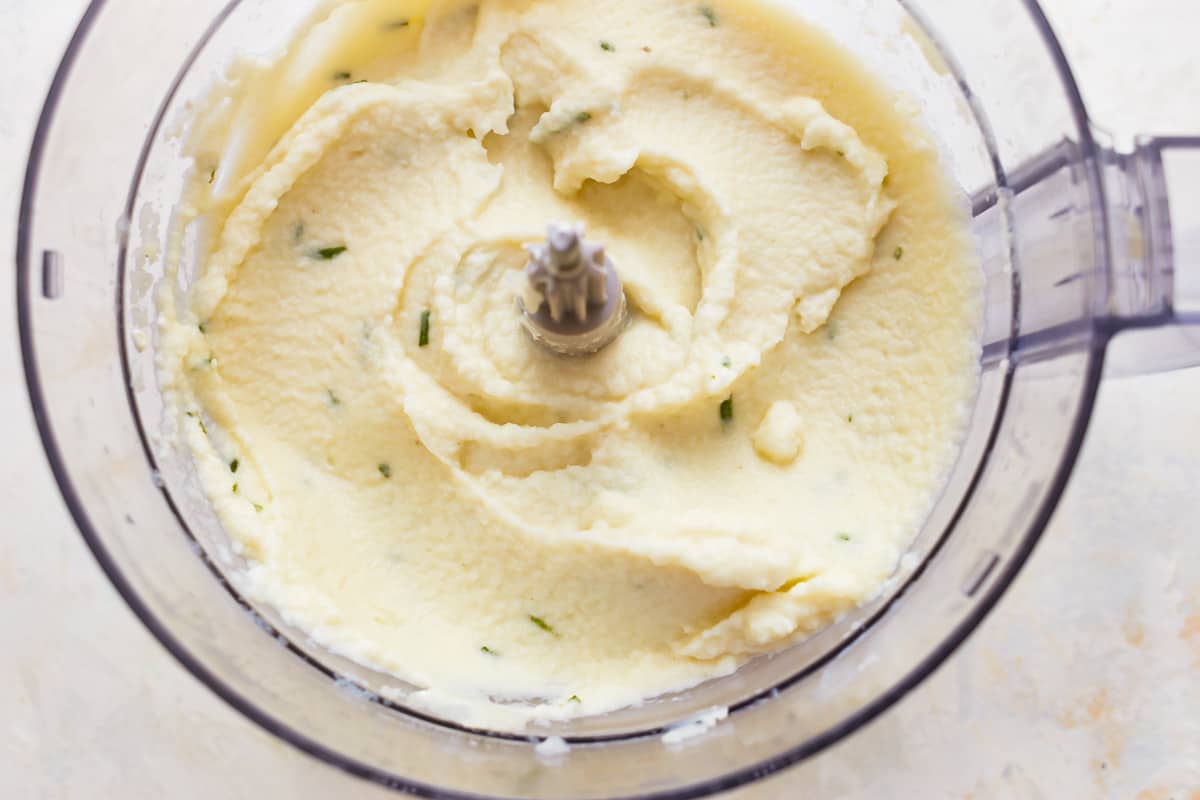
162 0 980 730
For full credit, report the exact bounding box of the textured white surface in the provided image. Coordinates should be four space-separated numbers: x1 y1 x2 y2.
2 2 1198 798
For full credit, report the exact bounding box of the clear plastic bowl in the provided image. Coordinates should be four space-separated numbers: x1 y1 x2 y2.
16 0 1199 797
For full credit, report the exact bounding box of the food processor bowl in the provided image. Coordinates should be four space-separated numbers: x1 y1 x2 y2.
17 0 1199 797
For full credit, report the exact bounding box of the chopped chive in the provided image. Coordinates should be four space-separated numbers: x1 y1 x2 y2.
232 483 239 494
253 503 264 512
352 79 369 84
315 245 347 260
568 695 581 703
327 388 342 406
378 463 392 478
836 532 852 542
198 322 207 334
721 355 732 368
418 309 431 347
695 226 705 242
383 18 410 29
847 414 854 423
189 412 207 435
600 40 615 52
719 395 733 423
894 246 904 260
333 70 352 81
699 5 718 26
553 110 593 133
481 645 499 656
230 458 239 473
529 614 556 634
208 167 217 184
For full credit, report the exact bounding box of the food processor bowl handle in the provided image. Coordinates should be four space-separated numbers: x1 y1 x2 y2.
974 135 1200 378
1099 136 1200 376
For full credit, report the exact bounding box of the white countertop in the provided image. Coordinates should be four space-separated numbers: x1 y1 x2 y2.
3 1 1198 798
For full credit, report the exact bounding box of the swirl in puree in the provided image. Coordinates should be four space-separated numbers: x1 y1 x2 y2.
164 0 980 729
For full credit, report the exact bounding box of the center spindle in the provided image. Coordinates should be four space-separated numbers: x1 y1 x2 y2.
519 223 628 356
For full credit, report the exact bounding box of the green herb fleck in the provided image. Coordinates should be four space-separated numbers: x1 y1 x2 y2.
575 110 593 124
232 483 239 494
327 388 342 406
198 322 207 334
699 5 718 26
253 503 264 513
333 70 352 81
721 355 732 368
208 166 217 184
835 150 845 158
230 458 239 473
315 245 348 260
847 414 854 423
352 79 369 84
893 246 904 260
481 645 499 656
695 226 705 242
836 532 852 542
383 18 410 29
529 614 556 635
378 463 392 478
720 395 733 423
600 40 615 52
568 694 581 703
418 309 431 347
199 419 208 435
